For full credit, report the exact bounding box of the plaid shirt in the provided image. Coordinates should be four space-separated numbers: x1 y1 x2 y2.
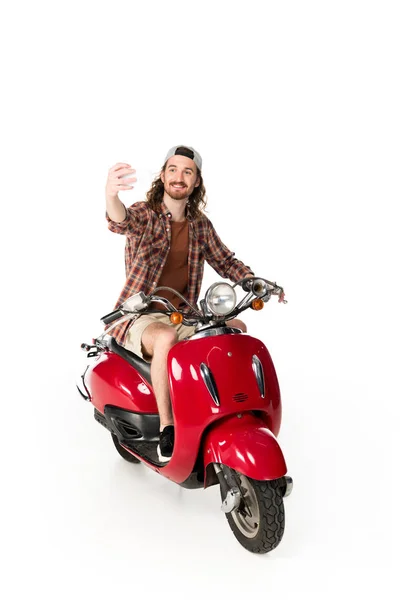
107 200 254 345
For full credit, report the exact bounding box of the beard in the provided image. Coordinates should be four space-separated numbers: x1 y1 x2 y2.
165 182 193 200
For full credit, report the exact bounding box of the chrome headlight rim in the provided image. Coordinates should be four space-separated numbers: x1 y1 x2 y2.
205 282 237 317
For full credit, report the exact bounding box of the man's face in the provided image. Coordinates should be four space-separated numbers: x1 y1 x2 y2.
161 155 200 200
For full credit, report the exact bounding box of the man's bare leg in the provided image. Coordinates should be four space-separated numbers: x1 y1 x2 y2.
141 320 245 430
141 322 178 430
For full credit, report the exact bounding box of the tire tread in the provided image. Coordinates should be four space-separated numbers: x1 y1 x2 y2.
225 477 285 553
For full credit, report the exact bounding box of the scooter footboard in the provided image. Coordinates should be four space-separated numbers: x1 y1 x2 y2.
203 413 287 487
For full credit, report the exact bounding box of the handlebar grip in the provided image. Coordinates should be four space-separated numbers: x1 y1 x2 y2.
241 279 253 292
102 309 124 325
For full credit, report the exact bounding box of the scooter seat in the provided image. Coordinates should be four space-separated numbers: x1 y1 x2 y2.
109 338 152 386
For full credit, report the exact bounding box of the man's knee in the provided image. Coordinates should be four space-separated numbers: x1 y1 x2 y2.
227 318 247 333
148 325 178 352
154 327 178 350
142 323 177 356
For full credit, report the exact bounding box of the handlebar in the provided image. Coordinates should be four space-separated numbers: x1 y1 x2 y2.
101 308 125 325
98 277 287 338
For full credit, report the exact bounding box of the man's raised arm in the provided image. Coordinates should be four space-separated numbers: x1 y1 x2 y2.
105 162 136 223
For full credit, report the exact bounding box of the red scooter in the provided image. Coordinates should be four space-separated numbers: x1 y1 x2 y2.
78 277 293 554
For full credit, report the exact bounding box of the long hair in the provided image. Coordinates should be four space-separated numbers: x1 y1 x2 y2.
146 162 207 220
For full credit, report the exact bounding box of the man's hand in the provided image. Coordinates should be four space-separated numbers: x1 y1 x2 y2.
106 163 137 223
106 163 137 200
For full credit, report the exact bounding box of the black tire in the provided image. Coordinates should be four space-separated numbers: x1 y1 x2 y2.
221 473 285 554
111 433 141 463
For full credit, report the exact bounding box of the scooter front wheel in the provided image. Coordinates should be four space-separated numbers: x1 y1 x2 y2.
111 434 141 463
222 473 285 553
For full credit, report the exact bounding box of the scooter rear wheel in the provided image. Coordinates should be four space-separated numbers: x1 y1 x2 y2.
222 473 285 553
111 434 141 463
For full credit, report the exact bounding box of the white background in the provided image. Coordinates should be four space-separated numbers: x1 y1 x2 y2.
1 1 399 597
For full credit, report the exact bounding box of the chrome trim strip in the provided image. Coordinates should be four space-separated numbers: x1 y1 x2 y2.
200 363 220 406
252 355 265 398
189 326 241 341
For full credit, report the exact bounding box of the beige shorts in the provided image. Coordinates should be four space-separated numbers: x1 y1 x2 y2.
124 313 196 361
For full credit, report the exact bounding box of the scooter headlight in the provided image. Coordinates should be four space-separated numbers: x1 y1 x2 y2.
205 283 237 317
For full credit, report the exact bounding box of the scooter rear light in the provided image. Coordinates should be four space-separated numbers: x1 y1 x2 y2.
170 312 183 324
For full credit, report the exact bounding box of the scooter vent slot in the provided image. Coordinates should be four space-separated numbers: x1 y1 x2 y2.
120 425 140 438
115 420 141 439
94 409 109 429
233 393 248 402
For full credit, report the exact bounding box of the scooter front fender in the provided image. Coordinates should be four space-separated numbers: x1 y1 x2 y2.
203 413 287 486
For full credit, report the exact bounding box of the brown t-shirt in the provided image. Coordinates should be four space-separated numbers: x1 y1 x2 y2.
153 219 189 310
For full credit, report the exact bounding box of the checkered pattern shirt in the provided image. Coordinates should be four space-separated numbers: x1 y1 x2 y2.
106 200 254 345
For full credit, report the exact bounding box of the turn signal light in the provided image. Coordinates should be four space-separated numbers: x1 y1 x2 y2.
251 298 264 311
170 312 183 324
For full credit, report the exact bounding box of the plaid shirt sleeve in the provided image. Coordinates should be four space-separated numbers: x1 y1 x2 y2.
106 203 145 236
204 218 254 282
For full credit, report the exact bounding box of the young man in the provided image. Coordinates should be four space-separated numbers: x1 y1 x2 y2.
105 145 254 461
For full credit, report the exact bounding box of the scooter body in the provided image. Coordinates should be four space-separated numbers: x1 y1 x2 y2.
85 331 286 486
80 277 292 553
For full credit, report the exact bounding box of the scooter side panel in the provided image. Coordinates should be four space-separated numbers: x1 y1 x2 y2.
86 351 158 414
161 334 282 483
203 413 287 482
